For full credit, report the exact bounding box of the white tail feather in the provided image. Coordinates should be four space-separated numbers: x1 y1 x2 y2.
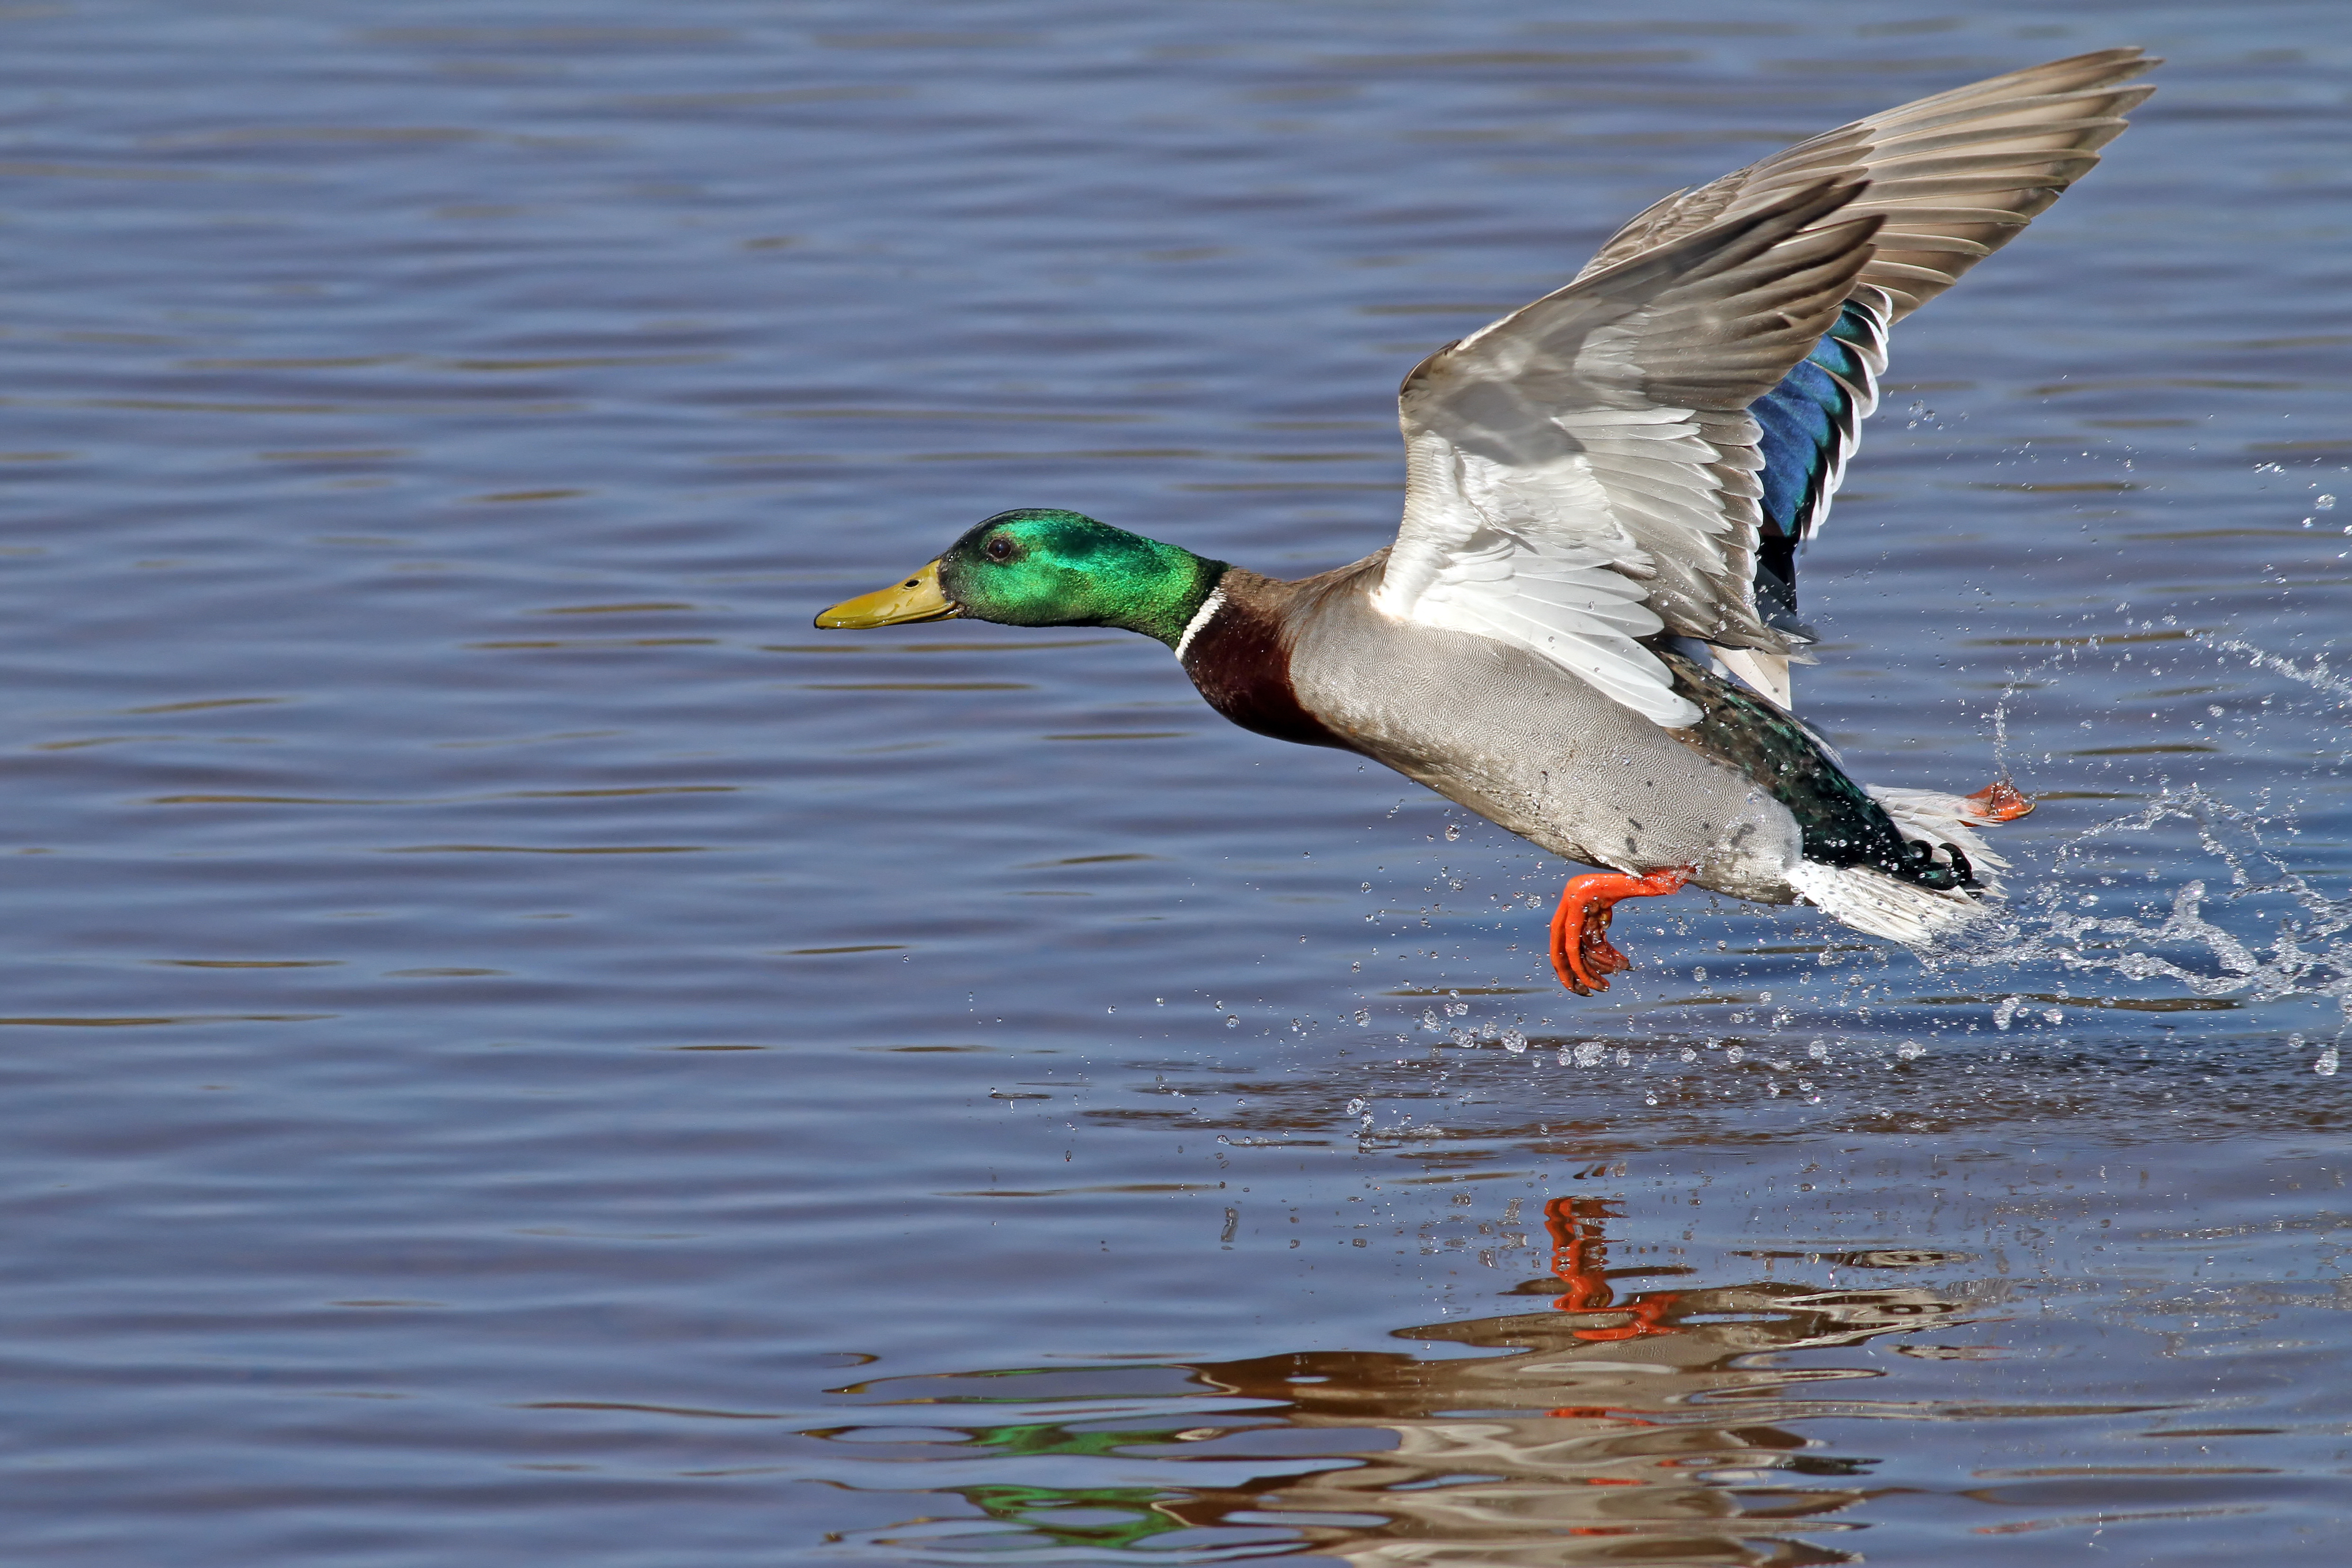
1790 782 2024 944
1787 860 1988 945
1867 785 2010 894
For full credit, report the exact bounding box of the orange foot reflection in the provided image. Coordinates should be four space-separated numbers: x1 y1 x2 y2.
1547 867 1691 995
1545 1195 1681 1343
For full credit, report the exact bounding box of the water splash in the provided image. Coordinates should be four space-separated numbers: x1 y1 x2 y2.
2203 635 2352 709
1937 784 2352 1029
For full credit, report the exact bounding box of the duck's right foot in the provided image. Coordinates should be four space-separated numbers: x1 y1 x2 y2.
1547 867 1691 994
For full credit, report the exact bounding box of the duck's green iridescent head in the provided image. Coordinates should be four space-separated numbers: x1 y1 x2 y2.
815 509 1226 648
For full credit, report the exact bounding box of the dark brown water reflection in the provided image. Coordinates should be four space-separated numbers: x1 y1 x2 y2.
838 1196 1978 1564
814 1113 2346 1565
3 3 2348 1564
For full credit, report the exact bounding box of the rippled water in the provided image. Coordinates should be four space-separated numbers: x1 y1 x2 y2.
5 3 2347 1563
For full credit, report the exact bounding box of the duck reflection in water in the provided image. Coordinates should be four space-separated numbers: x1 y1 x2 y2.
839 1196 1968 1564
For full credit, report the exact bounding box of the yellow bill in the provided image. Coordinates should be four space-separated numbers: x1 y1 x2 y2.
813 559 960 629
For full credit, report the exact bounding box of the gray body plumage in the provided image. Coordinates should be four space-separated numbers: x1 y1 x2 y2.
1260 561 1806 903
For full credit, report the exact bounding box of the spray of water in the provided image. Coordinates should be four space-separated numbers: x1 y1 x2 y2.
2203 635 2352 710
1926 783 2352 1034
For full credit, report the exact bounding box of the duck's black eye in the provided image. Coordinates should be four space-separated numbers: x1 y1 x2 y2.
984 535 1014 561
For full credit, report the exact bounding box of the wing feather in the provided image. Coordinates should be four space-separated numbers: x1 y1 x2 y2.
1576 48 2157 319
1371 51 2156 727
1379 181 1882 727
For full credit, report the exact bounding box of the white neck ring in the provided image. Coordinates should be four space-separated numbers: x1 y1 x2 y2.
1173 585 1226 662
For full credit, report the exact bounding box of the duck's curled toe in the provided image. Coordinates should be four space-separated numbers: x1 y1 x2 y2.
1547 868 1692 995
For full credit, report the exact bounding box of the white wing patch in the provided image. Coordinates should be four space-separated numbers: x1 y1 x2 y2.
1374 420 1695 726
1376 180 1882 730
1373 405 1777 728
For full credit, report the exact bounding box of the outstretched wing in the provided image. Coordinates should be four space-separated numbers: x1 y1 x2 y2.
1376 49 2156 722
1376 181 1882 728
1646 48 2157 704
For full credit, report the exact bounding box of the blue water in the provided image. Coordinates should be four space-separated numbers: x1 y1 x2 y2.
2 3 2347 1562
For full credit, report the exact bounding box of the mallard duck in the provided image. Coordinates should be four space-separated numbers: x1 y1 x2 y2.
817 50 2155 994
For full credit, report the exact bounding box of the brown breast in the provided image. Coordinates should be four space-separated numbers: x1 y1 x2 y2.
1177 567 1357 752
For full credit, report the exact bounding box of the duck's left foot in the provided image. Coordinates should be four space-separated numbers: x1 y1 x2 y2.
1547 867 1692 995
1963 779 2035 823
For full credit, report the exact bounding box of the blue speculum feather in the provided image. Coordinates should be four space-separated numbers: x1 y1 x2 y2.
1748 297 1885 621
1755 361 1843 534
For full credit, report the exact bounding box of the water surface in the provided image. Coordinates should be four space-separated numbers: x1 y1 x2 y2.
3 2 2348 1563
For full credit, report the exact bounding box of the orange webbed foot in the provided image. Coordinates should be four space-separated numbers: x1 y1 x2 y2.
1546 867 1692 995
1963 779 2035 823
